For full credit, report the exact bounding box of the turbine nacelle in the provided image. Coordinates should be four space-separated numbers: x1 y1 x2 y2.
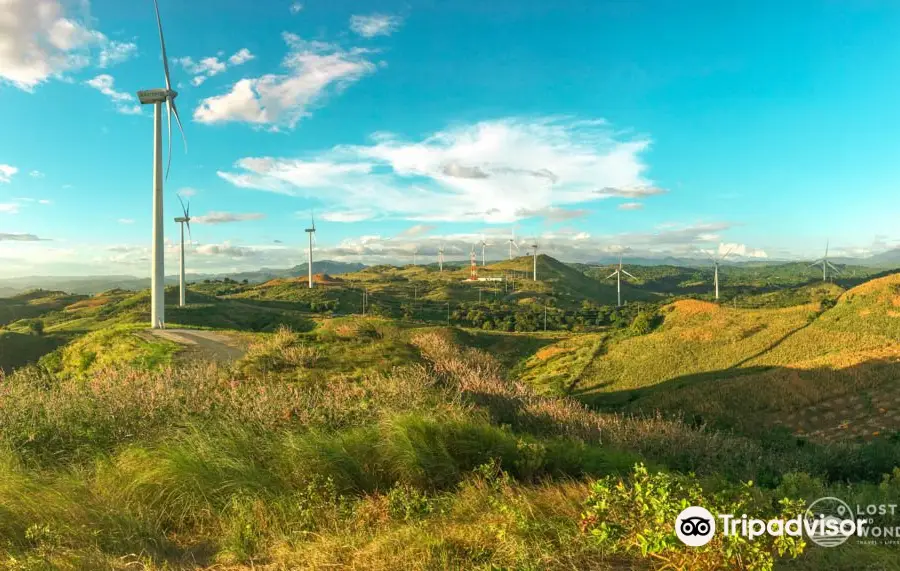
138 89 178 104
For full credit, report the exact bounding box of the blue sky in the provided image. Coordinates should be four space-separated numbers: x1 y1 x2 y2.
2 0 900 277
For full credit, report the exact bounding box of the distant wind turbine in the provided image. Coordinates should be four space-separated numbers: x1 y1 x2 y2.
507 228 520 260
606 251 636 308
174 195 192 307
438 244 445 272
137 0 188 329
531 239 539 281
707 245 734 301
479 237 491 266
810 240 841 282
304 212 316 288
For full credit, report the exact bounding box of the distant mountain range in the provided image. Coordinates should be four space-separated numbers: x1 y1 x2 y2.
2 251 897 297
0 261 367 297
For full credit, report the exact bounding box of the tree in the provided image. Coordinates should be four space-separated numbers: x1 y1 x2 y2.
28 319 44 336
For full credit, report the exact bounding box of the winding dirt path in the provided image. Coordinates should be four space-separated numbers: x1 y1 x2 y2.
147 329 245 362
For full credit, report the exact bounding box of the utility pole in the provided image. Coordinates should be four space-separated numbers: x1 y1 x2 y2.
362 288 367 315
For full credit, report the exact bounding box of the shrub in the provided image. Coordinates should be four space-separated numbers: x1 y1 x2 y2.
581 464 806 570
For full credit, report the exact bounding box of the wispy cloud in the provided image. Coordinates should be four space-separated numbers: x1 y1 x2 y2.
0 233 48 241
0 203 20 214
618 202 644 210
0 0 133 91
176 48 255 87
290 2 304 14
219 117 660 222
85 74 142 115
118 218 134 224
192 211 266 224
194 33 377 130
350 14 403 38
29 170 45 178
0 164 17 183
399 224 435 237
321 210 375 223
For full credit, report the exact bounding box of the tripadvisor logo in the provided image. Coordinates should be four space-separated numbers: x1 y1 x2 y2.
675 497 869 548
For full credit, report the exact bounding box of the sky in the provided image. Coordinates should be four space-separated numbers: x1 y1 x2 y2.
2 0 900 277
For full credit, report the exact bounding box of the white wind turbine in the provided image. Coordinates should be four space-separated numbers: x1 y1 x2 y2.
304 212 316 288
810 240 841 282
438 243 445 272
413 246 419 266
507 228 520 260
606 251 636 308
137 0 187 329
530 239 539 281
479 237 491 266
174 195 192 307
707 245 734 301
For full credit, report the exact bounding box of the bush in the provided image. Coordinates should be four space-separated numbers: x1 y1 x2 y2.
581 464 806 570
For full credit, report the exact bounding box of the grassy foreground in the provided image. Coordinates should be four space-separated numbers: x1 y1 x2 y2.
1 320 899 570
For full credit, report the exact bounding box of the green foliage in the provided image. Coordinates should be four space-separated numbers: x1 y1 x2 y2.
581 464 807 570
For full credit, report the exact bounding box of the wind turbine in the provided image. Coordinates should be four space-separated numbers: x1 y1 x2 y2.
507 228 520 260
810 240 841 282
304 212 316 288
531 239 539 281
438 244 445 272
174 195 192 307
413 246 419 266
606 251 636 308
479 237 491 266
137 0 187 329
707 246 734 301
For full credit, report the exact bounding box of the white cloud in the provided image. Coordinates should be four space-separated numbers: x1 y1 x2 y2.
702 242 769 259
118 218 134 224
178 187 198 197
0 203 20 214
321 210 376 223
0 0 130 91
29 170 45 178
618 202 644 210
290 3 304 14
350 14 402 38
98 40 137 68
218 117 660 222
192 211 266 224
38 199 52 205
228 48 255 66
177 48 255 87
0 164 18 183
195 241 255 257
194 34 376 129
85 74 142 115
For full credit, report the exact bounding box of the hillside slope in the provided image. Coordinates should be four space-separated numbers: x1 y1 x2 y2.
572 273 900 440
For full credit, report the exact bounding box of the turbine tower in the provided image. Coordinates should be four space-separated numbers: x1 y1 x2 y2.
174 195 192 308
438 244 445 272
810 240 841 282
606 252 636 308
304 212 316 288
507 228 519 260
137 0 187 329
531 240 539 281
707 246 734 301
413 246 419 266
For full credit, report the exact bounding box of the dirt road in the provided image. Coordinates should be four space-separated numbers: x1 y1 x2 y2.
146 329 246 362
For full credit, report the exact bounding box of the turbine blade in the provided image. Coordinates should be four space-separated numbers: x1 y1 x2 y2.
177 193 187 216
171 98 188 153
153 0 172 91
622 270 637 279
827 261 841 273
165 99 173 180
186 219 192 243
606 271 618 279
720 245 735 260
